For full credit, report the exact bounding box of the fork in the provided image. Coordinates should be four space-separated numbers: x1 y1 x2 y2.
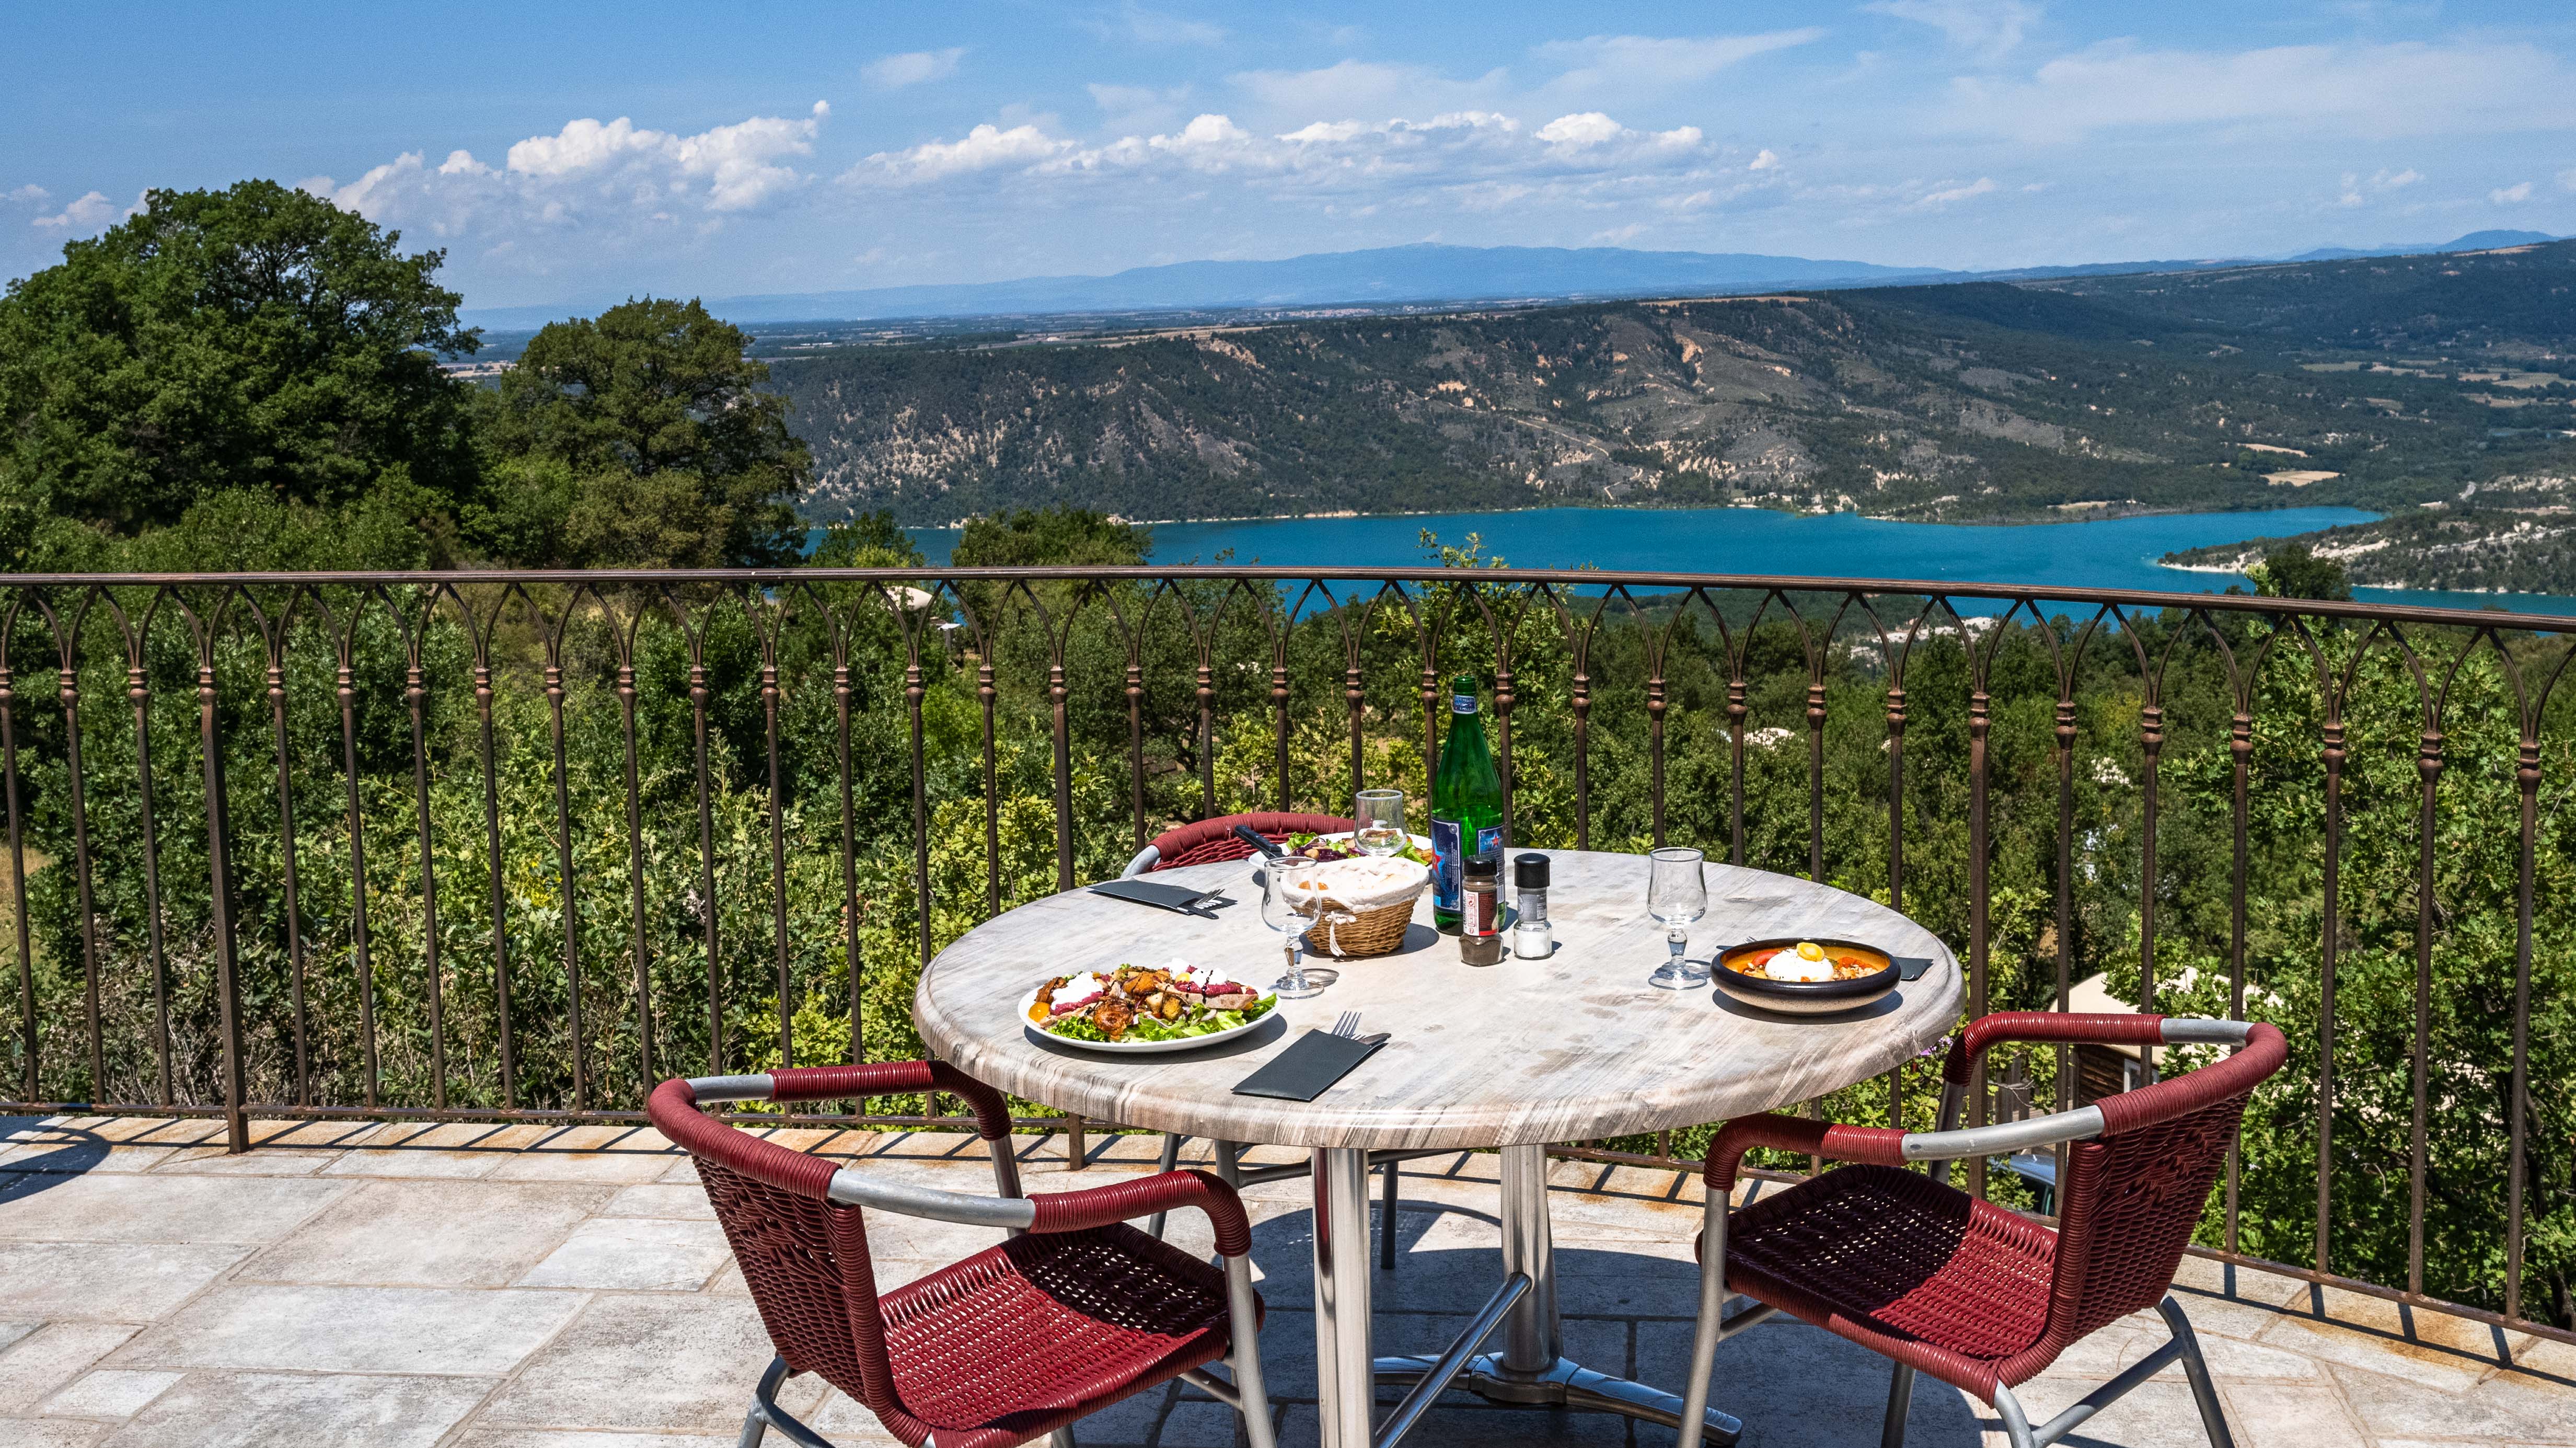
1330 1010 1361 1038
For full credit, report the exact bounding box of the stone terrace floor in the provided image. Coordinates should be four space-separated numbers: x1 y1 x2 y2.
0 1115 2570 1448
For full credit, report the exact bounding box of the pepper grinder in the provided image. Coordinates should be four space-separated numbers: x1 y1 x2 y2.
1459 855 1505 965
1511 853 1551 959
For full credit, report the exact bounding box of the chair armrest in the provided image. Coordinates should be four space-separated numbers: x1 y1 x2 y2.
1899 1105 2107 1162
1944 1012 2169 1086
1029 1169 1254 1258
1705 1114 1905 1192
767 1062 1013 1140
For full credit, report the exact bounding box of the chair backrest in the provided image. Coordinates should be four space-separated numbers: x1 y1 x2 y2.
2040 1022 2288 1345
648 1064 1010 1419
1142 811 1355 871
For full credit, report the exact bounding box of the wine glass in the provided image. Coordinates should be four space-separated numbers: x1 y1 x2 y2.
1354 789 1406 856
1646 846 1709 989
1264 855 1338 998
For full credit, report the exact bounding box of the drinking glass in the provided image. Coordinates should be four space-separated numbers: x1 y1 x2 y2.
1354 788 1407 856
1264 855 1338 998
1646 846 1709 989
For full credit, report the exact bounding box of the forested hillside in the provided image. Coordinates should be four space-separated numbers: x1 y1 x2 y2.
775 240 2576 533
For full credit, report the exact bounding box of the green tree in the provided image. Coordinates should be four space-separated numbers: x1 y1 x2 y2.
950 507 1149 568
472 298 809 567
0 181 480 568
2248 543 2353 601
808 509 926 568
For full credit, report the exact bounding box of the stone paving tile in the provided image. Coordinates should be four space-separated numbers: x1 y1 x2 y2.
235 1179 608 1288
322 1122 553 1178
449 1434 742 1447
0 1420 102 1447
0 1326 146 1412
0 1145 175 1175
33 1371 182 1421
2323 1360 2576 1444
2000 1378 2234 1448
112 1284 585 1375
477 1294 826 1432
147 1141 345 1175
2254 1308 2493 1394
516 1217 733 1291
445 1422 736 1432
2214 1380 2367 1448
598 1182 714 1219
0 1173 345 1244
99 1370 492 1447
0 1321 35 1354
0 1243 248 1321
1634 1316 1991 1447
488 1127 683 1183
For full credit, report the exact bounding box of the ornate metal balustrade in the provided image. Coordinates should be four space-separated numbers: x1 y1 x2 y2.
0 566 2566 1346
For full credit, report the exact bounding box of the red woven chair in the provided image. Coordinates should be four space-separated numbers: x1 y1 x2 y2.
1118 811 1355 878
650 1062 1275 1448
1118 810 1429 1270
1671 1013 2288 1448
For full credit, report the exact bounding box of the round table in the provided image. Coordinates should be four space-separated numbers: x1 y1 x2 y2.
915 849 1962 1448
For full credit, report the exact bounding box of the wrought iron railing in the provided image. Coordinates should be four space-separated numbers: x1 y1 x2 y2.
0 566 2566 1346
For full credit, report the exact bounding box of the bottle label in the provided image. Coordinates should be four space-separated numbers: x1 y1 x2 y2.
1453 694 1476 714
1433 822 1506 913
1466 888 1496 936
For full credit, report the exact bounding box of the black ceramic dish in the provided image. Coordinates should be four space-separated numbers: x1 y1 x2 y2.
1712 938 1901 1016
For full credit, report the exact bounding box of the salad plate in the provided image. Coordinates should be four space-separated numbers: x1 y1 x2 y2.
1021 960 1280 1054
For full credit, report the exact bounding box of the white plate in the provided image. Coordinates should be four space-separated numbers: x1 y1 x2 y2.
1018 980 1283 1054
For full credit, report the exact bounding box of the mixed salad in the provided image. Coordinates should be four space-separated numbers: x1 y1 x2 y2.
1284 831 1434 867
1029 961 1277 1043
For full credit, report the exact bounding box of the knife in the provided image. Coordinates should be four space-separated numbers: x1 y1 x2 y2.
1231 824 1290 859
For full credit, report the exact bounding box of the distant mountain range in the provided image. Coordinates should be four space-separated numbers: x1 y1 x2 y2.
458 231 2562 331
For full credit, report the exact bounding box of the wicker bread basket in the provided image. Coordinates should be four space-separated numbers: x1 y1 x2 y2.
1305 890 1424 958
1289 855 1431 959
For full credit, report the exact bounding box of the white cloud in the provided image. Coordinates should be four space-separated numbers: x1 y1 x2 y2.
863 49 965 89
2339 166 2423 208
4 185 49 206
2491 181 2534 203
1536 112 1622 147
306 103 830 263
1866 0 2043 60
850 123 1071 183
31 190 122 232
1949 41 2576 142
1534 30 1826 92
1749 148 1780 170
2558 167 2576 193
1916 177 2000 207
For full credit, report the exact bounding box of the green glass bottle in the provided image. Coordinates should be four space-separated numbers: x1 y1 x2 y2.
1430 672 1505 932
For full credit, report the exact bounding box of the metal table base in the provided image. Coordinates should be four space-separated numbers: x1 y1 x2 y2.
1307 1142 1742 1448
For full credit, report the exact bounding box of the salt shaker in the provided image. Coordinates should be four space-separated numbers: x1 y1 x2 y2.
1511 853 1551 959
1459 855 1505 964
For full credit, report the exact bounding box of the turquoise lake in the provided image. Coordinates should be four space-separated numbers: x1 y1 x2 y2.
897 505 2576 618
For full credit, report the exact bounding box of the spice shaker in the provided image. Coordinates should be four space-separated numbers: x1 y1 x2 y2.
1459 854 1505 964
1511 853 1551 959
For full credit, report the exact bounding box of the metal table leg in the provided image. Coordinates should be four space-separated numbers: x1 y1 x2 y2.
1312 1146 1376 1448
1373 1143 1743 1445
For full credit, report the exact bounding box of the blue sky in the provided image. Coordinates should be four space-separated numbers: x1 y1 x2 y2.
7 2 2576 310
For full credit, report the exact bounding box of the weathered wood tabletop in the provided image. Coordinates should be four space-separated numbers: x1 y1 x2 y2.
914 849 1964 1150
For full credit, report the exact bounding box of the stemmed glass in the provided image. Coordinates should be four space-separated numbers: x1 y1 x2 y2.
1646 846 1709 989
1264 855 1337 998
1354 789 1407 856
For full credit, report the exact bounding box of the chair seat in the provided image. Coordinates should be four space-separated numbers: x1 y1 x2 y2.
873 1223 1247 1448
1719 1164 2066 1396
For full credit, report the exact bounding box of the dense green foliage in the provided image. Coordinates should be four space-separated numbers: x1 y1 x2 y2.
472 298 811 568
0 182 480 569
0 188 809 573
2171 510 2576 596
